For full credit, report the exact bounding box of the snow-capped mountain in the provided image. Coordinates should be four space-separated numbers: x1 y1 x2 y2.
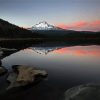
28 21 62 30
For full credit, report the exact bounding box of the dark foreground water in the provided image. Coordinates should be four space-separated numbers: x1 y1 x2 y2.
0 43 100 100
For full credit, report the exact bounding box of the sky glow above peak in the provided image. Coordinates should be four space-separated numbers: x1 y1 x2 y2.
0 0 100 31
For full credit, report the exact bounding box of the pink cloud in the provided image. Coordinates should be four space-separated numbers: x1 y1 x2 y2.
56 21 88 29
69 21 88 28
90 20 100 26
56 20 100 31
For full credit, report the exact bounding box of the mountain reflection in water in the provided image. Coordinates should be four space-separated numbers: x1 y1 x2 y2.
1 44 100 100
28 45 100 56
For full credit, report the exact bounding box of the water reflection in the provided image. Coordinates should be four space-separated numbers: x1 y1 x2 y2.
53 45 100 57
24 45 100 57
1 44 100 100
1 45 100 85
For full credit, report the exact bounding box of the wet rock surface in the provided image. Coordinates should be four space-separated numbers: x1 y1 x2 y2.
0 50 3 59
0 61 7 75
7 65 47 89
0 67 7 75
0 47 17 76
0 47 48 90
64 84 100 100
0 51 3 56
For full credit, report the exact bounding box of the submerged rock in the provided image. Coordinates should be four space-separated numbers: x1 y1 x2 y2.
7 65 47 89
0 67 7 75
0 51 3 56
0 61 7 75
64 84 100 100
0 50 3 59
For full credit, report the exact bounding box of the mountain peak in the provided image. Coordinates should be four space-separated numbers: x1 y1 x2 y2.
29 21 63 30
38 21 48 24
33 21 50 29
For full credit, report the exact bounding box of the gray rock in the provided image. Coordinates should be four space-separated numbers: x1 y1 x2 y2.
64 84 100 100
7 65 47 89
0 50 3 58
0 51 3 56
0 60 7 75
0 67 7 75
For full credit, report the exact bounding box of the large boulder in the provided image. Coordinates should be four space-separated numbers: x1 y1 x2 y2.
7 65 47 89
64 84 100 100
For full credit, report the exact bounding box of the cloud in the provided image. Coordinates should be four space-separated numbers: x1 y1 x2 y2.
57 21 88 29
90 20 100 26
69 21 88 28
56 20 100 31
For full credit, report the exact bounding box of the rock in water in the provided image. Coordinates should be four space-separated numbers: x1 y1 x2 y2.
0 60 7 75
0 67 7 76
0 50 3 59
7 65 47 89
64 84 100 100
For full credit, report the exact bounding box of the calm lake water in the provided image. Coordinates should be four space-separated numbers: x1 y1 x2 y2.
1 44 100 100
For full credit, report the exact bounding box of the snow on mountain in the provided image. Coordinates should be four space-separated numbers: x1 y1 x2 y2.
28 21 62 30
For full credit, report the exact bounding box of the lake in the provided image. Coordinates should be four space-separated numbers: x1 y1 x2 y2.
0 43 100 100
